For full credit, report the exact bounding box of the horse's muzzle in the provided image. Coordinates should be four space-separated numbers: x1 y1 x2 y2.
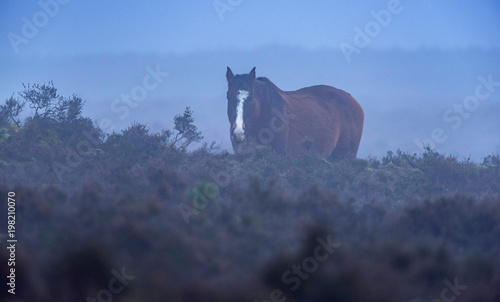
231 132 246 143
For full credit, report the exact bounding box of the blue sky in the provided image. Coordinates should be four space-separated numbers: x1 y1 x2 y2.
1 0 499 56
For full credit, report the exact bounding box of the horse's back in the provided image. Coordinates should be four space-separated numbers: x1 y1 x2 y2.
284 84 362 120
292 85 353 103
282 84 364 159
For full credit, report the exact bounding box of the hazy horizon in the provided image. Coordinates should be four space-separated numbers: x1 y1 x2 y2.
1 1 499 160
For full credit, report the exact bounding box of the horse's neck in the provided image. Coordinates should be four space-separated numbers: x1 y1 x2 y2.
254 79 284 117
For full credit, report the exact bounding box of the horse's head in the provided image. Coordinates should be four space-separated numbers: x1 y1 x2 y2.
226 67 257 144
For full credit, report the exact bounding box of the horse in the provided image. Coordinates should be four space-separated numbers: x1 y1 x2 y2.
226 67 364 160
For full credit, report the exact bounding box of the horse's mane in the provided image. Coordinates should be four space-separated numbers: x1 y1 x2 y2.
254 77 284 108
256 77 279 89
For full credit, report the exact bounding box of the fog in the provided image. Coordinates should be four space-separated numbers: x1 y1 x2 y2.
1 1 499 160
2 2 500 300
2 48 499 160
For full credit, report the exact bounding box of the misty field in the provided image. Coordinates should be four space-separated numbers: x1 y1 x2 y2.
1 84 500 301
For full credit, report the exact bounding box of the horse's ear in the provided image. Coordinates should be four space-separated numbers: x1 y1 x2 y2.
226 67 234 81
249 67 256 81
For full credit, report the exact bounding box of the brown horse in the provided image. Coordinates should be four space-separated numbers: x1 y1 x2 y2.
226 67 364 160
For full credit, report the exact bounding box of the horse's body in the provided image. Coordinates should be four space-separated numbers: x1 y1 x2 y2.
226 67 364 160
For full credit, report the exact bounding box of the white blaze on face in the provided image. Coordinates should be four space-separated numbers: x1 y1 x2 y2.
234 89 249 137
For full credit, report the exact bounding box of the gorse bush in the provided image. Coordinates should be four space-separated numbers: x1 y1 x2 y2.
1 84 499 301
0 82 101 165
0 83 202 185
171 106 203 149
104 122 172 159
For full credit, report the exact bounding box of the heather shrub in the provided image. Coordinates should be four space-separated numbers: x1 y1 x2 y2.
1 84 500 301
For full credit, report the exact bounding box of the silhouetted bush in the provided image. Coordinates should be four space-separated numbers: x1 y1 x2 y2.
103 122 172 160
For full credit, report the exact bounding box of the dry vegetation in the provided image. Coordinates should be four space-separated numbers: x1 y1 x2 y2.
1 84 499 301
